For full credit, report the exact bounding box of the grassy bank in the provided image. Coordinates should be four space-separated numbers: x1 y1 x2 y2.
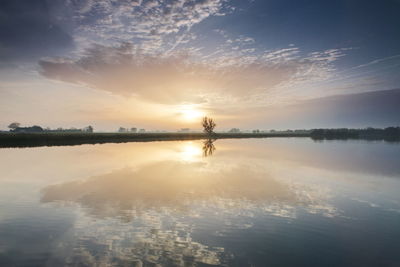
1 128 399 148
0 132 309 148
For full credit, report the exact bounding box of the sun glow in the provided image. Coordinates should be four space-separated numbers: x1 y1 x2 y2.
179 105 205 122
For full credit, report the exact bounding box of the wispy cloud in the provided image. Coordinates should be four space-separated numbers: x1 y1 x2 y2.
37 0 351 106
65 0 233 53
351 54 400 70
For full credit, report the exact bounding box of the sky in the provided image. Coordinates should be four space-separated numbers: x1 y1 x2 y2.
0 0 399 131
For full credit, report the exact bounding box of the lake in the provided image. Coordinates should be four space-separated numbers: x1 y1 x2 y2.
0 138 399 266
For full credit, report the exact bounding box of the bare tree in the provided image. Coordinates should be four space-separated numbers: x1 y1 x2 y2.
202 117 216 135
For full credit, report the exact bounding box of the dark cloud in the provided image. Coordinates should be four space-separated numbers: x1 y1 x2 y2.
250 88 400 129
298 88 400 127
0 0 73 62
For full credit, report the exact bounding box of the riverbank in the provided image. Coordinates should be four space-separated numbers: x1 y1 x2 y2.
1 128 399 148
0 132 310 148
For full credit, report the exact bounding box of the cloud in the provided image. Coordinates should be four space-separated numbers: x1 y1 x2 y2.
0 0 349 105
39 42 347 105
65 0 231 52
22 0 348 106
0 0 232 62
213 88 400 130
39 43 212 103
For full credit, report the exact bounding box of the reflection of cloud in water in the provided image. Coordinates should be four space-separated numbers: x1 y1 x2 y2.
41 160 340 266
41 161 338 219
62 213 230 266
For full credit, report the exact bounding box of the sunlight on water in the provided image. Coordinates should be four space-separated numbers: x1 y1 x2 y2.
179 141 203 162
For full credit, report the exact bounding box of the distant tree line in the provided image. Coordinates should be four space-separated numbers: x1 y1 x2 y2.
7 122 93 133
228 128 240 133
6 121 399 142
310 127 400 141
118 127 146 133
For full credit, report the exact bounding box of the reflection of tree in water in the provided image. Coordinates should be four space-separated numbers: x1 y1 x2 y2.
202 139 216 157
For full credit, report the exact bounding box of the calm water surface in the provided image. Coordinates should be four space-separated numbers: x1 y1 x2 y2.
0 138 399 266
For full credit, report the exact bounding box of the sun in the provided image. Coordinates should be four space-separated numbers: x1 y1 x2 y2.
179 105 205 122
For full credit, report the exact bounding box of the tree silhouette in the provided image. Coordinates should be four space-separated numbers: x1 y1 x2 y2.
201 117 216 135
84 125 94 133
8 122 20 130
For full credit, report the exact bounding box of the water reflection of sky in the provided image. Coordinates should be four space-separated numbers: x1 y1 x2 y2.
0 139 399 266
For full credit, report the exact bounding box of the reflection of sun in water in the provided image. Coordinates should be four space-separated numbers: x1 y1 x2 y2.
180 142 202 161
179 105 205 122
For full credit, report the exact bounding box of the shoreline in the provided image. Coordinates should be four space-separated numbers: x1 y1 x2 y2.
0 132 309 148
0 131 399 148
